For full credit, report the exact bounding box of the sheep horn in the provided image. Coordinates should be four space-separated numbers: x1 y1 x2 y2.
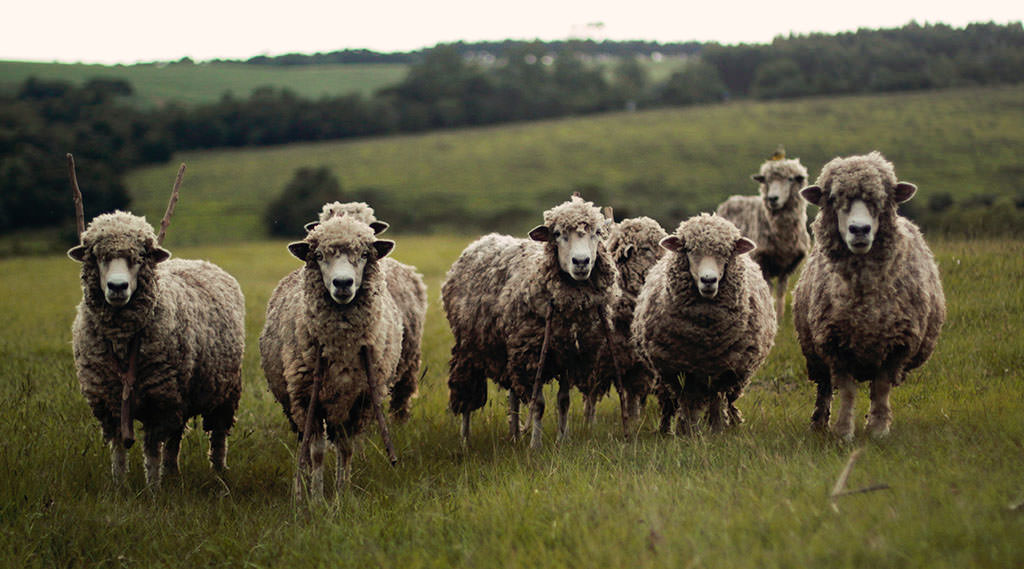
361 345 398 466
66 154 85 238
156 163 186 246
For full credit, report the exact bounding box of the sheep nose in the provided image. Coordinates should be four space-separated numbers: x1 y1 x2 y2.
700 276 718 286
333 277 354 290
107 280 129 292
767 195 779 203
848 223 871 237
571 255 590 267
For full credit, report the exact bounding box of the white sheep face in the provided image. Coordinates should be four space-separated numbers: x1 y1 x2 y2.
556 225 600 281
315 246 369 305
838 199 877 254
98 256 141 307
687 253 726 299
763 178 794 211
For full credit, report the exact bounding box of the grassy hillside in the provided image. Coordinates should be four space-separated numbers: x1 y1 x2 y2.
0 236 1021 568
0 60 408 105
121 85 1024 245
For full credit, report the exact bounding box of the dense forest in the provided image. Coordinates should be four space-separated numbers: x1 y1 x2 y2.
2 21 1022 235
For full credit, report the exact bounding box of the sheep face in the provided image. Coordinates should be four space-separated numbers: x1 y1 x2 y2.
530 222 601 281
801 174 917 255
289 217 394 305
837 199 877 254
661 215 755 299
753 159 807 212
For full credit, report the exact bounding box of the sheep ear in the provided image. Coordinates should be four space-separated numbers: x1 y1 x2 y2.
893 182 917 203
304 221 320 232
150 247 171 263
800 185 824 205
67 245 87 262
373 239 395 259
529 225 552 242
369 221 390 235
734 237 756 255
288 241 311 260
752 174 766 184
660 235 684 253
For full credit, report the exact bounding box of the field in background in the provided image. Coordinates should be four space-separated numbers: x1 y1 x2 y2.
1 236 1021 568
0 60 409 105
120 85 1024 244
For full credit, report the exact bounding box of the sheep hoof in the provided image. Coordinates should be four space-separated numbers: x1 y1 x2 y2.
867 422 891 439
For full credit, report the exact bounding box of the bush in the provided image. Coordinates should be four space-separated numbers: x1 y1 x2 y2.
264 166 345 238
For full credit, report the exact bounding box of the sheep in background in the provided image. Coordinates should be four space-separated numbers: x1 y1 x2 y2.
306 201 427 421
717 149 810 318
69 212 244 486
599 215 668 433
793 151 945 441
633 214 776 434
443 195 621 448
259 216 402 499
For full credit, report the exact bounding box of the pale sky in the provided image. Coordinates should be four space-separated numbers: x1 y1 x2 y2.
3 0 1020 64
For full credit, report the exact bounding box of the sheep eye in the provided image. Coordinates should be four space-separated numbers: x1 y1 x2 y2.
553 231 562 239
314 251 324 261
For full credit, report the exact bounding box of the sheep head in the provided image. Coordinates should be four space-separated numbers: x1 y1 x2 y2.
289 216 393 305
752 157 808 212
661 214 755 299
68 211 170 308
801 151 916 255
529 195 608 281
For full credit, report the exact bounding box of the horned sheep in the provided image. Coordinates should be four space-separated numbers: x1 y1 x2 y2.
793 151 945 441
632 214 777 434
716 152 810 318
69 212 245 486
307 201 427 421
443 195 621 448
260 216 404 499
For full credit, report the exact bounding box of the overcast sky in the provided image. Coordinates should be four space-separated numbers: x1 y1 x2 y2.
3 0 1020 64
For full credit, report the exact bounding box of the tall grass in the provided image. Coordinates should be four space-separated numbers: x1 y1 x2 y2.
1 236 1021 568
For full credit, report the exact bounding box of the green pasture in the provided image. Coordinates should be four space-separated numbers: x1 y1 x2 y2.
0 235 1021 568
0 60 408 105
121 85 1024 245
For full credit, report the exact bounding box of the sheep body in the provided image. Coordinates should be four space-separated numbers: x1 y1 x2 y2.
716 156 810 317
633 213 776 433
792 151 945 440
259 216 402 497
443 196 619 447
70 211 244 485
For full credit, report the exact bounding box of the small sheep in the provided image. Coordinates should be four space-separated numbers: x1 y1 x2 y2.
793 151 945 441
633 213 776 434
69 212 245 486
443 195 621 448
259 216 402 498
716 151 810 318
305 201 427 421
599 216 668 432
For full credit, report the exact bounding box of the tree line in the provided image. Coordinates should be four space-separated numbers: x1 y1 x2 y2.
2 21 1022 236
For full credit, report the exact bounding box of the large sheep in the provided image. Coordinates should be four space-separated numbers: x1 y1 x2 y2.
793 151 945 441
259 216 402 498
69 212 244 486
716 151 810 318
443 195 621 448
598 216 668 433
306 201 427 421
633 213 776 434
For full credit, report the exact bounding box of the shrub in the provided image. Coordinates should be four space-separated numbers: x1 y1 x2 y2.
264 166 345 237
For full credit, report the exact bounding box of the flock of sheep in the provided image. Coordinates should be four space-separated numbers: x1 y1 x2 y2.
66 149 946 497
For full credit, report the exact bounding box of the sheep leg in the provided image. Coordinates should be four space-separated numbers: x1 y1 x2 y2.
657 371 682 435
309 435 326 501
142 432 162 488
556 379 571 444
832 372 857 443
508 392 520 442
162 427 183 478
361 346 398 466
529 313 553 450
335 437 353 492
774 274 789 320
599 310 629 437
460 411 471 447
297 369 324 501
807 356 832 432
582 392 597 427
109 439 128 483
707 393 726 432
866 379 893 439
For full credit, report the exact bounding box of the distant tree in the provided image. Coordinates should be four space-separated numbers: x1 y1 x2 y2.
264 166 345 237
658 60 727 105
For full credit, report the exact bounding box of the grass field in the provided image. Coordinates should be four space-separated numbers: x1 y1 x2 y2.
1 235 1021 568
0 60 409 105
119 85 1024 245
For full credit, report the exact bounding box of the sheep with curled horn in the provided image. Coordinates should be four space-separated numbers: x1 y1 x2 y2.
67 157 245 487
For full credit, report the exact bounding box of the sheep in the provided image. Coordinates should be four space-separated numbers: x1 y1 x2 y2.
792 151 946 441
259 216 402 499
305 201 427 422
442 195 621 449
598 215 668 433
632 213 777 435
68 212 245 486
716 151 810 318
